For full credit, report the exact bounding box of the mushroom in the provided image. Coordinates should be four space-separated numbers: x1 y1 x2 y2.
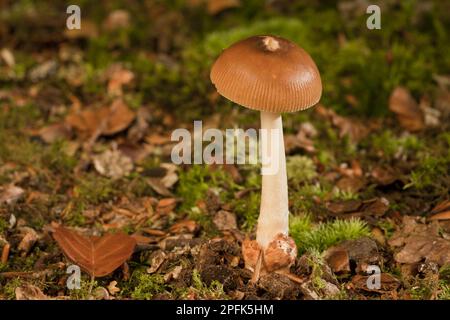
210 35 322 279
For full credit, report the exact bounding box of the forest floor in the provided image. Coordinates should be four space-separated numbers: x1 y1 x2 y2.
0 0 450 300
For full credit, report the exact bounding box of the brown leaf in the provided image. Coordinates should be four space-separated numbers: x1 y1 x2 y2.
389 87 425 132
213 210 237 231
371 166 398 186
169 220 197 234
207 0 240 15
65 100 135 139
37 123 72 144
103 10 130 31
107 65 134 96
53 226 136 277
389 216 450 266
351 273 400 293
336 176 365 193
429 211 450 221
324 248 350 273
15 284 49 300
0 184 24 205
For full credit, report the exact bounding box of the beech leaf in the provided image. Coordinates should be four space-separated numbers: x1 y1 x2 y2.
53 226 136 277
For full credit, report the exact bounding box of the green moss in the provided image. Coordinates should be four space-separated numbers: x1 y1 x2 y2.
405 153 450 190
74 174 119 205
129 272 167 300
187 269 228 300
233 191 260 232
370 130 424 158
69 277 99 300
0 217 8 233
2 277 22 300
286 156 317 186
290 215 370 254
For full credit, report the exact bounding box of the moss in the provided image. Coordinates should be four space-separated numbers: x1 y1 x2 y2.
233 191 260 232
129 271 167 300
69 277 99 300
286 156 317 186
185 269 228 300
2 277 22 300
0 217 8 233
405 153 450 190
73 174 119 205
290 215 370 254
370 130 424 158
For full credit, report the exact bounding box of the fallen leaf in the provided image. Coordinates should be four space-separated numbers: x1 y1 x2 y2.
164 265 183 282
28 60 58 81
107 65 134 96
107 281 120 295
351 273 400 293
65 99 135 139
213 210 237 231
147 250 167 274
389 87 425 132
336 176 365 193
324 248 350 273
53 226 136 277
15 284 49 300
389 216 450 266
64 20 98 39
93 147 133 179
103 10 130 31
169 220 197 234
371 166 398 186
0 185 24 205
207 0 240 15
37 123 72 144
18 227 39 255
1 48 15 67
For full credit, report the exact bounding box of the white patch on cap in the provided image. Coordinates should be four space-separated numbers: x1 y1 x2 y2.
262 36 280 52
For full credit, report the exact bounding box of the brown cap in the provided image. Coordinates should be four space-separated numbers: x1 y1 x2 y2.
210 35 322 113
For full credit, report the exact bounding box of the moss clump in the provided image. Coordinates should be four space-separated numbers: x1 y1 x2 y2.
0 217 8 233
73 174 119 205
290 215 370 254
286 156 317 186
369 130 423 158
187 269 228 300
2 277 22 300
129 272 167 300
233 191 260 232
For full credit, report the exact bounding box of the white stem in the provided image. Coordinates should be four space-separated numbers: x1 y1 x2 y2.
256 111 289 250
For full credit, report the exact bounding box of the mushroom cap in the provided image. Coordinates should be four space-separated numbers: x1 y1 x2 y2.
210 35 322 113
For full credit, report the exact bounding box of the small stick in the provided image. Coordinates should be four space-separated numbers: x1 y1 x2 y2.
250 250 263 284
1 243 10 264
87 274 96 297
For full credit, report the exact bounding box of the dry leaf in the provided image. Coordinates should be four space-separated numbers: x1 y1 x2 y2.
65 99 135 139
0 185 24 205
107 281 120 295
429 200 450 220
93 147 133 179
18 227 39 255
389 87 425 132
389 216 450 266
213 210 237 231
169 220 197 234
103 10 130 31
53 226 136 277
324 248 350 273
207 0 240 15
351 273 400 293
64 20 98 39
107 65 134 96
37 123 72 144
15 284 49 300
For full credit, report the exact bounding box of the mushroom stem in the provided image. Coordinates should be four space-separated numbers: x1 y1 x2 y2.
257 111 289 250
